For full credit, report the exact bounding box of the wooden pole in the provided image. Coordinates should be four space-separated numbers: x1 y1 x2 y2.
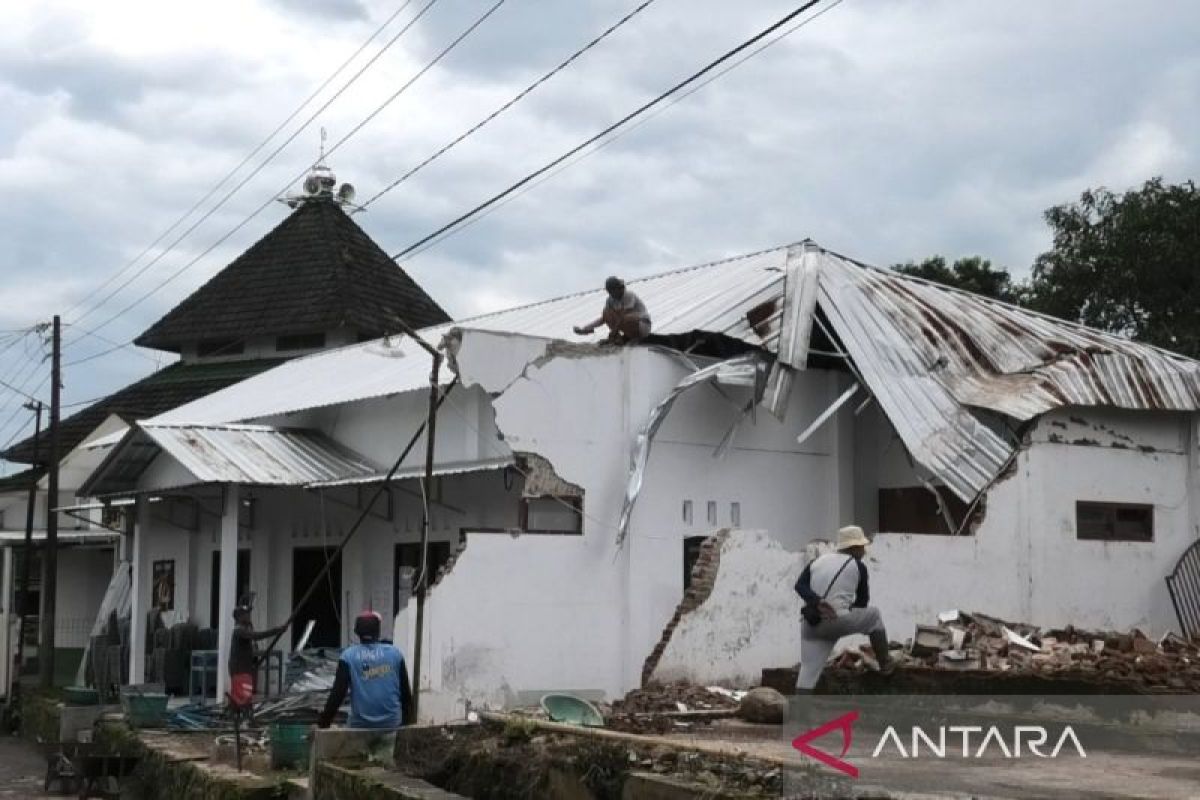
410 350 441 722
16 401 41 674
38 316 60 689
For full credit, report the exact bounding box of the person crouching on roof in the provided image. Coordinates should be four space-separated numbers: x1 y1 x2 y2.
318 611 414 729
574 276 652 344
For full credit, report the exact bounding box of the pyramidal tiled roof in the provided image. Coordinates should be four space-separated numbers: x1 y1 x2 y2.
135 198 451 352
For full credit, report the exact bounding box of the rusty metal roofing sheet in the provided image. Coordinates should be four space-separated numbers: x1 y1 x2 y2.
146 240 1200 507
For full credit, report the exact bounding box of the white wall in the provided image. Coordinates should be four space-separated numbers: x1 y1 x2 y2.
869 408 1199 642
54 547 115 647
395 332 843 719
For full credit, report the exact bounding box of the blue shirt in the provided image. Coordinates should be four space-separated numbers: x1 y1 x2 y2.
341 642 405 729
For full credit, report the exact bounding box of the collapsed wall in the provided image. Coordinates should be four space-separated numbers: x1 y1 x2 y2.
648 530 824 687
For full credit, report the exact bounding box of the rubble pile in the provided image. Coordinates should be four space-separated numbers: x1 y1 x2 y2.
610 681 742 715
837 610 1200 692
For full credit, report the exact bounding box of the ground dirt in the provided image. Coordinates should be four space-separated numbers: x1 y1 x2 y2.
0 735 52 799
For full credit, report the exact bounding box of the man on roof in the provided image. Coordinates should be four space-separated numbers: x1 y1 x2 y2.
574 276 652 344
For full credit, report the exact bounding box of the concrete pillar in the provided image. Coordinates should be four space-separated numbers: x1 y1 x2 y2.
216 483 239 699
129 498 148 684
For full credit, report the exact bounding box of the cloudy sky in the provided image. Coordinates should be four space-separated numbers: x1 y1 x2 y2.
0 0 1197 463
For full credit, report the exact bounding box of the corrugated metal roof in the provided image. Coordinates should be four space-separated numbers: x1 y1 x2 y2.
307 456 514 488
81 422 381 496
154 246 791 425
141 240 1200 506
141 423 379 486
817 249 1200 499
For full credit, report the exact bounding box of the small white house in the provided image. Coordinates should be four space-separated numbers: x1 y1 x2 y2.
78 242 1200 718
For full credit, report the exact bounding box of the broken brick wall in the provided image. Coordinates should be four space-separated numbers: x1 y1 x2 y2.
648 529 811 687
641 529 730 686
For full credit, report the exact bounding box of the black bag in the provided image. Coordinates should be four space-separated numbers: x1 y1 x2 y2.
801 555 854 627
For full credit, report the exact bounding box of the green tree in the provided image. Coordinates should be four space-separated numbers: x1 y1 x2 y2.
892 255 1023 304
1026 178 1200 357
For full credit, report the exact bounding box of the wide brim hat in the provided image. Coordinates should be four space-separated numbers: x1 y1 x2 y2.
836 525 871 550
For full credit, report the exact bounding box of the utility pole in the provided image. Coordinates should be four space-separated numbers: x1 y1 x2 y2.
411 345 441 721
38 316 60 689
16 401 42 675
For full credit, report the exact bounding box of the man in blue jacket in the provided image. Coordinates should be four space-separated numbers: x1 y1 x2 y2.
318 611 414 729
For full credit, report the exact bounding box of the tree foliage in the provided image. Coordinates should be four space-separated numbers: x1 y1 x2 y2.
891 178 1200 358
891 255 1023 305
1027 177 1200 356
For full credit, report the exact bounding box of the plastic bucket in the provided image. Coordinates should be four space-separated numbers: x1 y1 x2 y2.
269 722 312 770
64 686 100 706
120 691 169 728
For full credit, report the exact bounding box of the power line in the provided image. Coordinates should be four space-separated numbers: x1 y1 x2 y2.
0 375 45 405
392 0 828 262
401 0 846 261
358 0 659 211
63 324 161 365
64 0 420 326
63 0 505 367
64 0 446 342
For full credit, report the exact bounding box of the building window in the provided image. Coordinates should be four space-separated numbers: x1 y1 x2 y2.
197 338 244 358
1076 502 1153 542
276 332 326 352
878 486 970 535
394 541 452 613
519 496 583 534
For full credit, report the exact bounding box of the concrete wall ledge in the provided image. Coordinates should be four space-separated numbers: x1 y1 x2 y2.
313 763 468 800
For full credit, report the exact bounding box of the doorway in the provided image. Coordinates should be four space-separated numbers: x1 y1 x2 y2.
292 547 342 649
210 549 251 629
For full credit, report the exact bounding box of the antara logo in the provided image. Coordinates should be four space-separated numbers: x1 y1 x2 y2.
792 711 1087 777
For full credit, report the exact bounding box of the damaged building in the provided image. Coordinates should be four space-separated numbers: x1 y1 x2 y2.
74 240 1200 718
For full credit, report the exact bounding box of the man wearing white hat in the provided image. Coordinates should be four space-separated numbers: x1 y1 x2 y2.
793 525 894 692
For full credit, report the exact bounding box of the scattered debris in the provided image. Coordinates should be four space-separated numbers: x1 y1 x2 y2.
834 611 1200 693
612 682 741 715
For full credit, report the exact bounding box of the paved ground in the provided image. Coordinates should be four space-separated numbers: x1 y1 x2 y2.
662 721 1200 799
0 736 48 799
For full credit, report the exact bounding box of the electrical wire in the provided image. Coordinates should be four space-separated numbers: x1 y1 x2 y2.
64 0 420 326
63 0 503 364
64 0 447 343
358 0 659 211
391 0 827 261
400 0 846 262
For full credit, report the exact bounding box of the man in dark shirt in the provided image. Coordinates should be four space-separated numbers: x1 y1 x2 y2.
228 603 287 709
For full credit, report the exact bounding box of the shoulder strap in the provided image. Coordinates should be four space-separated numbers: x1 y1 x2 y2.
820 555 856 599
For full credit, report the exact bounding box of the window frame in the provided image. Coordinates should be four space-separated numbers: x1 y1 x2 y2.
1075 501 1154 542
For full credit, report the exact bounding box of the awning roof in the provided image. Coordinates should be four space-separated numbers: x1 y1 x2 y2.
80 422 381 498
306 456 514 488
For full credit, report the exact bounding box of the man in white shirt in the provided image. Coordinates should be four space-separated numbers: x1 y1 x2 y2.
794 525 894 692
574 276 652 344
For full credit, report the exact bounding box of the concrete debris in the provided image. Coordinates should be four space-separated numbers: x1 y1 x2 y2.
737 687 787 724
881 611 1200 692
